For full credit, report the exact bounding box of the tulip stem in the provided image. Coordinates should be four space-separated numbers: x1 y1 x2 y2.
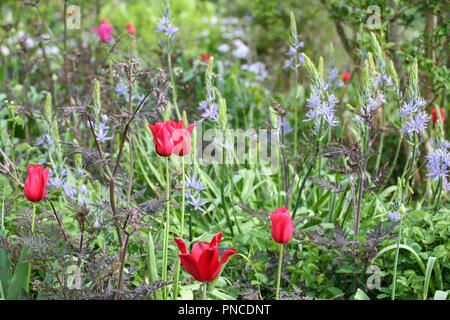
27 203 37 294
167 47 181 120
31 203 36 234
275 243 284 300
173 156 185 300
162 157 171 299
202 282 208 300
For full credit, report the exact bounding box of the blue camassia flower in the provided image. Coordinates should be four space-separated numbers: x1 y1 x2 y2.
425 140 450 191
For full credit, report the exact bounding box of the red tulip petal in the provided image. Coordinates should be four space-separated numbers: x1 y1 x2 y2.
187 123 195 134
156 125 174 156
219 248 238 265
178 254 202 281
148 124 158 141
174 237 188 254
191 242 209 261
209 231 222 249
197 247 220 282
209 248 238 281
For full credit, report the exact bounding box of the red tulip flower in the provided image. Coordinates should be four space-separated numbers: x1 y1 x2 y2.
174 231 238 282
171 120 195 156
201 54 212 62
93 23 113 43
432 107 445 124
270 206 293 244
126 23 136 35
342 72 351 83
24 164 49 202
148 120 176 157
148 120 195 157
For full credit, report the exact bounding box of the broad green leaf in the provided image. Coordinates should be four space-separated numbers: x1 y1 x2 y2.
6 246 31 300
354 288 370 300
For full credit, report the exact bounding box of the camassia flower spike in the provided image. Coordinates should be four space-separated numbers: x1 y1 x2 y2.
174 231 238 282
24 164 49 202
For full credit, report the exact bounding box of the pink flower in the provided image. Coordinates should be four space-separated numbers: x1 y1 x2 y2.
93 23 113 43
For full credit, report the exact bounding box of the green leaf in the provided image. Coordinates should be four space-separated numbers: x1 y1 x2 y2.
6 246 31 300
423 256 436 300
0 248 11 298
210 288 236 300
354 288 370 300
433 290 448 300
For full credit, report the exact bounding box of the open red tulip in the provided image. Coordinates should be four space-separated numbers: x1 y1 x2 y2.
24 164 49 202
432 107 445 124
174 231 238 282
148 120 194 157
171 120 195 156
148 120 176 157
341 72 351 83
270 206 293 244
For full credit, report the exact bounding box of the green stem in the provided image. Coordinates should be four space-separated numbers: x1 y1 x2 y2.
203 282 208 300
392 133 417 300
167 48 181 120
27 203 37 294
387 134 403 180
221 150 234 236
275 243 284 300
173 157 185 300
391 214 403 300
293 65 298 158
375 84 386 172
433 178 442 213
1 176 6 235
11 122 16 165
162 157 171 299
31 203 36 234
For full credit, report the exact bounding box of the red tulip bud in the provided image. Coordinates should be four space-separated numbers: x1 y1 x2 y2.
201 54 212 61
24 164 49 202
432 107 445 124
174 231 238 282
341 72 351 83
270 206 293 244
148 121 175 157
126 23 136 35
